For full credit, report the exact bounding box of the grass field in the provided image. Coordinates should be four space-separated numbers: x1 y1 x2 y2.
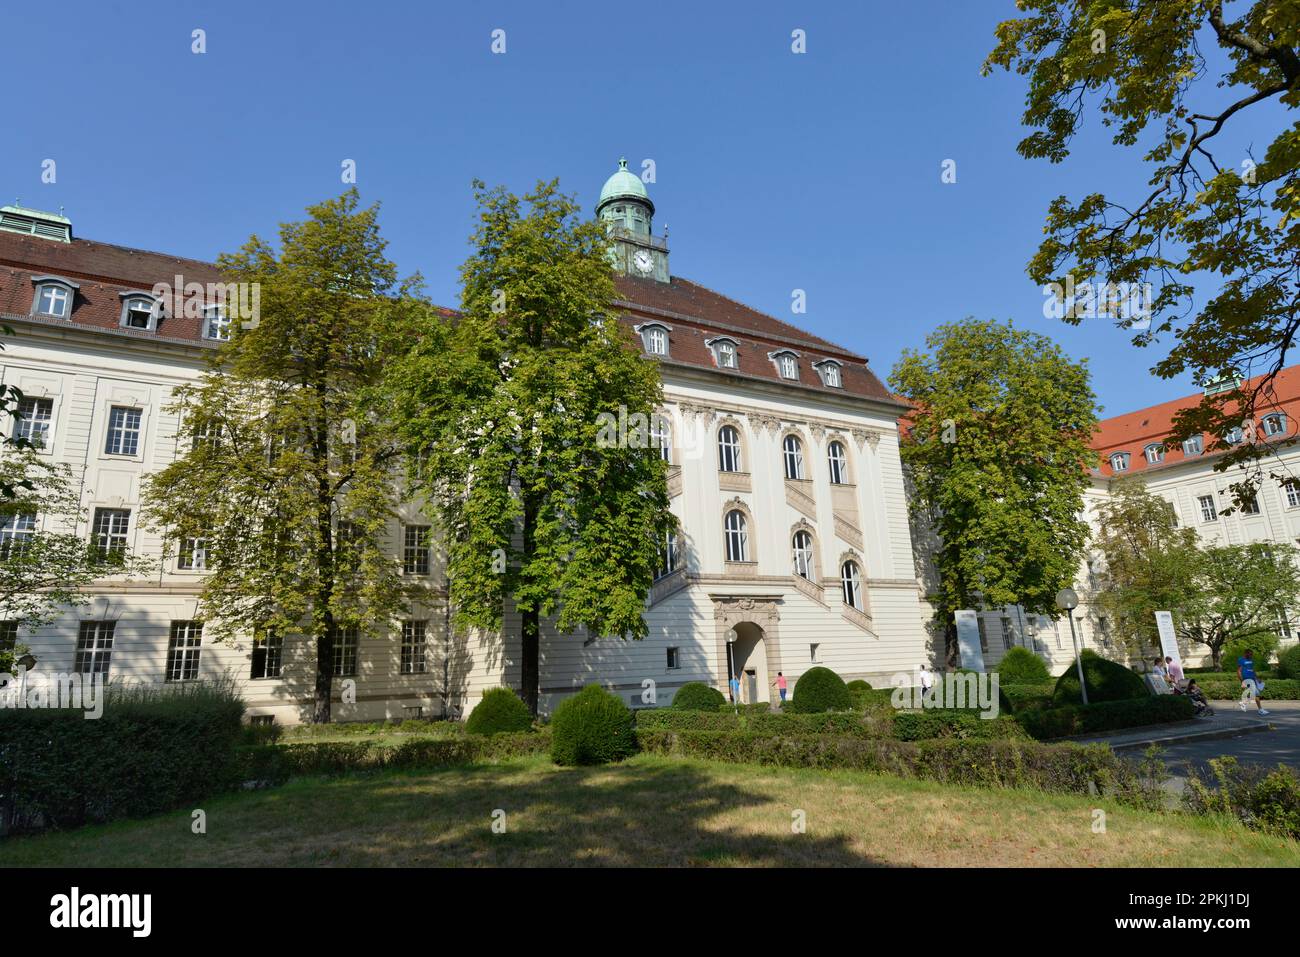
3 754 1297 867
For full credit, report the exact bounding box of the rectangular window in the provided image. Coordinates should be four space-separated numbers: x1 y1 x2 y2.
165 621 203 681
401 620 427 675
250 631 283 679
14 396 54 448
178 536 208 570
666 646 680 670
74 621 115 675
91 508 131 557
403 525 431 575
1198 495 1218 523
332 626 359 677
0 512 36 559
105 406 142 456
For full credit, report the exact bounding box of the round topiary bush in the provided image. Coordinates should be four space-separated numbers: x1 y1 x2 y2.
787 667 852 713
671 681 726 711
994 647 1050 684
1276 644 1300 680
1221 634 1279 673
550 684 637 766
1052 650 1149 705
465 687 533 736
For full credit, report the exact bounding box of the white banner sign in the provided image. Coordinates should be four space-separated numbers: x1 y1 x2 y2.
955 610 985 672
1154 611 1182 673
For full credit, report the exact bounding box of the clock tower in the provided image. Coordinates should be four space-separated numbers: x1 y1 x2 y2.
596 157 670 282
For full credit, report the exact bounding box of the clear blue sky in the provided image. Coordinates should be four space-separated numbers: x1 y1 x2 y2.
5 0 1283 419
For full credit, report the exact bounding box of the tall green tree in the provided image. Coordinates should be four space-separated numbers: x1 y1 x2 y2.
385 179 673 714
986 1 1300 494
891 319 1099 665
1182 541 1300 668
1 450 152 669
1092 479 1204 653
144 190 429 723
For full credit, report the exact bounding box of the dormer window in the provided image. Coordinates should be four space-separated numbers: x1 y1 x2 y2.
814 360 843 388
204 304 231 341
1143 443 1165 465
30 276 78 319
120 293 162 332
635 322 670 357
706 337 738 369
769 350 800 380
1262 413 1288 438
1110 452 1130 473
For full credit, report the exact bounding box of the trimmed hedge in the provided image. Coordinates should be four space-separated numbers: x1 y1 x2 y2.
465 687 533 736
1053 650 1149 705
1276 644 1300 681
237 731 549 781
891 710 1027 742
786 667 852 713
1017 694 1196 740
1188 677 1300 700
550 685 637 766
637 708 889 737
635 730 1162 808
0 681 244 833
671 682 726 711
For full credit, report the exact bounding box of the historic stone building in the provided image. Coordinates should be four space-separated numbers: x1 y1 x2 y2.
0 163 934 722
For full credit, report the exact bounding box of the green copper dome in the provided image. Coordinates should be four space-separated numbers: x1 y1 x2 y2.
597 157 654 215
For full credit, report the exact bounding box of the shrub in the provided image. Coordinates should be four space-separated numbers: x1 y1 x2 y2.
786 667 852 713
550 685 637 766
634 730 1162 808
465 687 533 736
0 679 244 833
995 647 1050 684
1184 757 1300 841
1275 644 1300 681
1222 634 1280 673
1052 650 1149 705
891 711 1027 741
1017 695 1195 740
671 682 726 711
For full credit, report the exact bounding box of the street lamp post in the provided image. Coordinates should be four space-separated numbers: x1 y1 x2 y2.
1056 588 1088 705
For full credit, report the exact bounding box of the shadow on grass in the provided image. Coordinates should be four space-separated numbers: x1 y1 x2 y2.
1 757 892 867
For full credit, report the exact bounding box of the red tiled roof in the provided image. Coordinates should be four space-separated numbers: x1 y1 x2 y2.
1091 365 1300 477
615 274 895 404
0 229 895 405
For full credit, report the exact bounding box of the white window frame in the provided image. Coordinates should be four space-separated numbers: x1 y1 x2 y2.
718 425 743 473
841 560 863 610
724 510 749 563
792 530 815 580
827 440 849 485
782 434 805 480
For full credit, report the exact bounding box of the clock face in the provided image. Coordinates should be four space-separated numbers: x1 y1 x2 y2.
633 250 654 274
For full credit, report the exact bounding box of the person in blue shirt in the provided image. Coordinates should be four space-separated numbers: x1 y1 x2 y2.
1237 650 1270 716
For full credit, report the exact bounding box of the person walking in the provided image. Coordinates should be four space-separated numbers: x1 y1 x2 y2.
1237 650 1270 716
771 671 788 703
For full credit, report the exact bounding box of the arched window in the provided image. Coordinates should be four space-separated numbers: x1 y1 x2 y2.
827 440 848 484
718 425 742 473
724 510 749 562
650 416 672 465
782 434 805 480
792 530 815 580
841 561 863 610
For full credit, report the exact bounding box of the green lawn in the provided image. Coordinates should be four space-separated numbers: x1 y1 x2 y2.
3 754 1296 867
